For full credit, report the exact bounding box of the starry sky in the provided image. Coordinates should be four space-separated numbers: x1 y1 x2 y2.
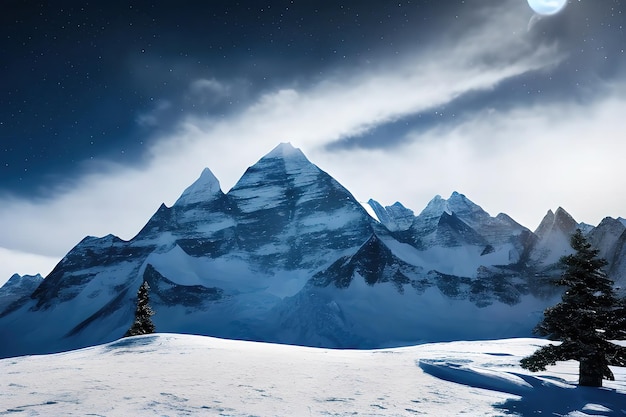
1 0 625 283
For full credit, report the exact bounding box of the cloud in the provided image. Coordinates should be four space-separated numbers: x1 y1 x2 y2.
0 1 602 279
136 99 172 127
320 86 626 229
188 78 231 99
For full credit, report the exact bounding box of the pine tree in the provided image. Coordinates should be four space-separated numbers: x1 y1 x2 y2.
124 281 156 337
520 229 626 386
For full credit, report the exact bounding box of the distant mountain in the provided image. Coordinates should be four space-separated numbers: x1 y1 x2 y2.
1 143 624 358
0 273 43 312
589 217 626 290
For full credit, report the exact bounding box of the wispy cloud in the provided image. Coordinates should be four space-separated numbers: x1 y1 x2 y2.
136 100 172 127
188 78 231 100
321 85 626 228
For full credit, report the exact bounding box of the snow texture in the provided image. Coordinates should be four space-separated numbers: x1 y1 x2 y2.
1 335 624 416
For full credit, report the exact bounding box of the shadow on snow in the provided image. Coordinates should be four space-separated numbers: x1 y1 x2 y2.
418 359 626 416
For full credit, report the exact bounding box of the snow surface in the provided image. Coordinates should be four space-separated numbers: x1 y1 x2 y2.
379 234 515 277
1 335 624 416
145 244 314 299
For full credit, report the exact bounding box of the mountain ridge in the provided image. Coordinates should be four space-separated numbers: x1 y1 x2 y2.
1 143 623 358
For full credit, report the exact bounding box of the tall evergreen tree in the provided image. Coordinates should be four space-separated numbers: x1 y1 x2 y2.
520 229 626 386
124 281 155 337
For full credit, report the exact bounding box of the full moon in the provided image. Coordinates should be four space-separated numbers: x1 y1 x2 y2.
527 0 568 16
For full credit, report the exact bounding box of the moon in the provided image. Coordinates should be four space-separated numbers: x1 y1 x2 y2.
527 0 568 16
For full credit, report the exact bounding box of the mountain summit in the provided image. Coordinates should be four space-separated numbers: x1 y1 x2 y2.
174 167 223 206
1 144 624 358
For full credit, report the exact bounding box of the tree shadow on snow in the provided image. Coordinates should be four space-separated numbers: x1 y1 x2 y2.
495 373 626 416
104 334 160 354
418 360 626 416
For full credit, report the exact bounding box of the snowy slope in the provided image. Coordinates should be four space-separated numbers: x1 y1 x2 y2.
1 334 624 416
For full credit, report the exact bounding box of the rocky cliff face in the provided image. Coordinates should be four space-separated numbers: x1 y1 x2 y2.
0 143 623 358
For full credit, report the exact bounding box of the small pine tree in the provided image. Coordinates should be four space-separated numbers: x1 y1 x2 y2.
520 229 626 386
124 281 155 337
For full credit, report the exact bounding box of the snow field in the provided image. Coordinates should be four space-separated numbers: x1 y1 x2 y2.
1 335 624 416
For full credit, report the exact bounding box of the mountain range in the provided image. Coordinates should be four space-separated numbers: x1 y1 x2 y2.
1 143 625 358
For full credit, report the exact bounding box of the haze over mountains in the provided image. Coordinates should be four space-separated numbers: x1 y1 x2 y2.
1 143 625 359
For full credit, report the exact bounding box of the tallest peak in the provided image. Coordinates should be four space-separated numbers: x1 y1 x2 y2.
265 142 304 159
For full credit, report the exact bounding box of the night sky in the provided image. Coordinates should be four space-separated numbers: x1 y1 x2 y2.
1 0 625 281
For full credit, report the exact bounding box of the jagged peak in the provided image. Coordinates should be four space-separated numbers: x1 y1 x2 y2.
174 167 222 206
553 207 577 228
76 234 124 248
596 216 626 231
2 273 44 289
554 207 570 218
534 209 555 237
534 207 577 239
365 199 414 232
419 192 488 222
447 192 488 214
496 212 513 221
419 195 451 217
390 201 409 210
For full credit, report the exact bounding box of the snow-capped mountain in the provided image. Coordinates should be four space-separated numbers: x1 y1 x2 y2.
0 273 43 312
0 143 624 358
530 207 579 266
589 217 626 290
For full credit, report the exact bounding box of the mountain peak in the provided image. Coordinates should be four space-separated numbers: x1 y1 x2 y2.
554 207 569 217
553 207 577 230
264 142 306 160
419 195 451 218
534 207 577 240
366 199 414 232
447 192 484 211
419 192 487 223
230 143 319 204
174 167 222 206
3 273 43 287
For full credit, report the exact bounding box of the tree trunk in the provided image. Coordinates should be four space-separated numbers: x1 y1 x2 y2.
579 357 603 387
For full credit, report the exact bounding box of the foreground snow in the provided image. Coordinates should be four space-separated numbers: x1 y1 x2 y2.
1 335 625 416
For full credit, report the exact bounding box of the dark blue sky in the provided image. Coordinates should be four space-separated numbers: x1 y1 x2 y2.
1 0 455 195
2 0 623 197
